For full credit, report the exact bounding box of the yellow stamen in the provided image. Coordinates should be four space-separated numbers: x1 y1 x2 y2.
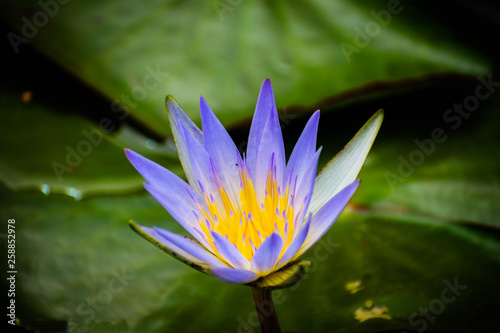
196 162 297 264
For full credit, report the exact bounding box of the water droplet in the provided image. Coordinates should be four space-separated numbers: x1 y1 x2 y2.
146 139 158 149
40 184 51 195
66 187 82 200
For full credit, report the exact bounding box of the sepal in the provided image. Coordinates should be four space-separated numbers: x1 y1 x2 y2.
129 220 211 274
310 109 383 214
247 260 311 290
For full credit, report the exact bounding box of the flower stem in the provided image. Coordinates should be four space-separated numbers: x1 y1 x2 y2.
251 287 282 333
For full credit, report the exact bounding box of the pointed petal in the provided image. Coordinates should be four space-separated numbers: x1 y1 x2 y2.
246 79 285 192
297 179 360 257
309 110 383 214
200 96 241 208
247 78 275 172
166 96 203 188
255 108 286 193
286 110 320 186
211 231 251 270
143 183 211 249
125 148 190 190
210 267 259 284
292 148 322 234
178 120 223 208
276 216 311 269
125 149 211 243
250 232 284 275
129 221 212 274
152 226 227 268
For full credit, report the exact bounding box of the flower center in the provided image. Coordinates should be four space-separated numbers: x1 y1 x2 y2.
195 155 303 262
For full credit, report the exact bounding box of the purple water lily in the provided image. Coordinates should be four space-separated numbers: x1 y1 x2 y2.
126 79 383 286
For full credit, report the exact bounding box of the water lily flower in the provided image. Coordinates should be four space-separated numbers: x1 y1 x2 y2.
126 79 383 287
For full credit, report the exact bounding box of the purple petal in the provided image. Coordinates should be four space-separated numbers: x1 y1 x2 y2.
125 149 211 241
291 148 322 235
178 120 225 210
210 267 259 284
248 108 286 202
247 79 275 171
250 232 284 275
211 232 251 270
152 226 227 268
199 96 240 209
143 183 211 249
125 148 188 189
297 179 360 257
166 96 203 188
286 111 320 187
276 215 311 269
246 79 285 194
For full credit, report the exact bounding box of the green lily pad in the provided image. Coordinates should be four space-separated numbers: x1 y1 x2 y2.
1 184 499 333
0 86 181 199
0 0 490 136
349 92 500 229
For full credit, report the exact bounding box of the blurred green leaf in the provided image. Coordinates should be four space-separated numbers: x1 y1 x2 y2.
0 0 490 135
0 87 181 198
349 93 500 229
375 180 500 228
2 185 499 333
